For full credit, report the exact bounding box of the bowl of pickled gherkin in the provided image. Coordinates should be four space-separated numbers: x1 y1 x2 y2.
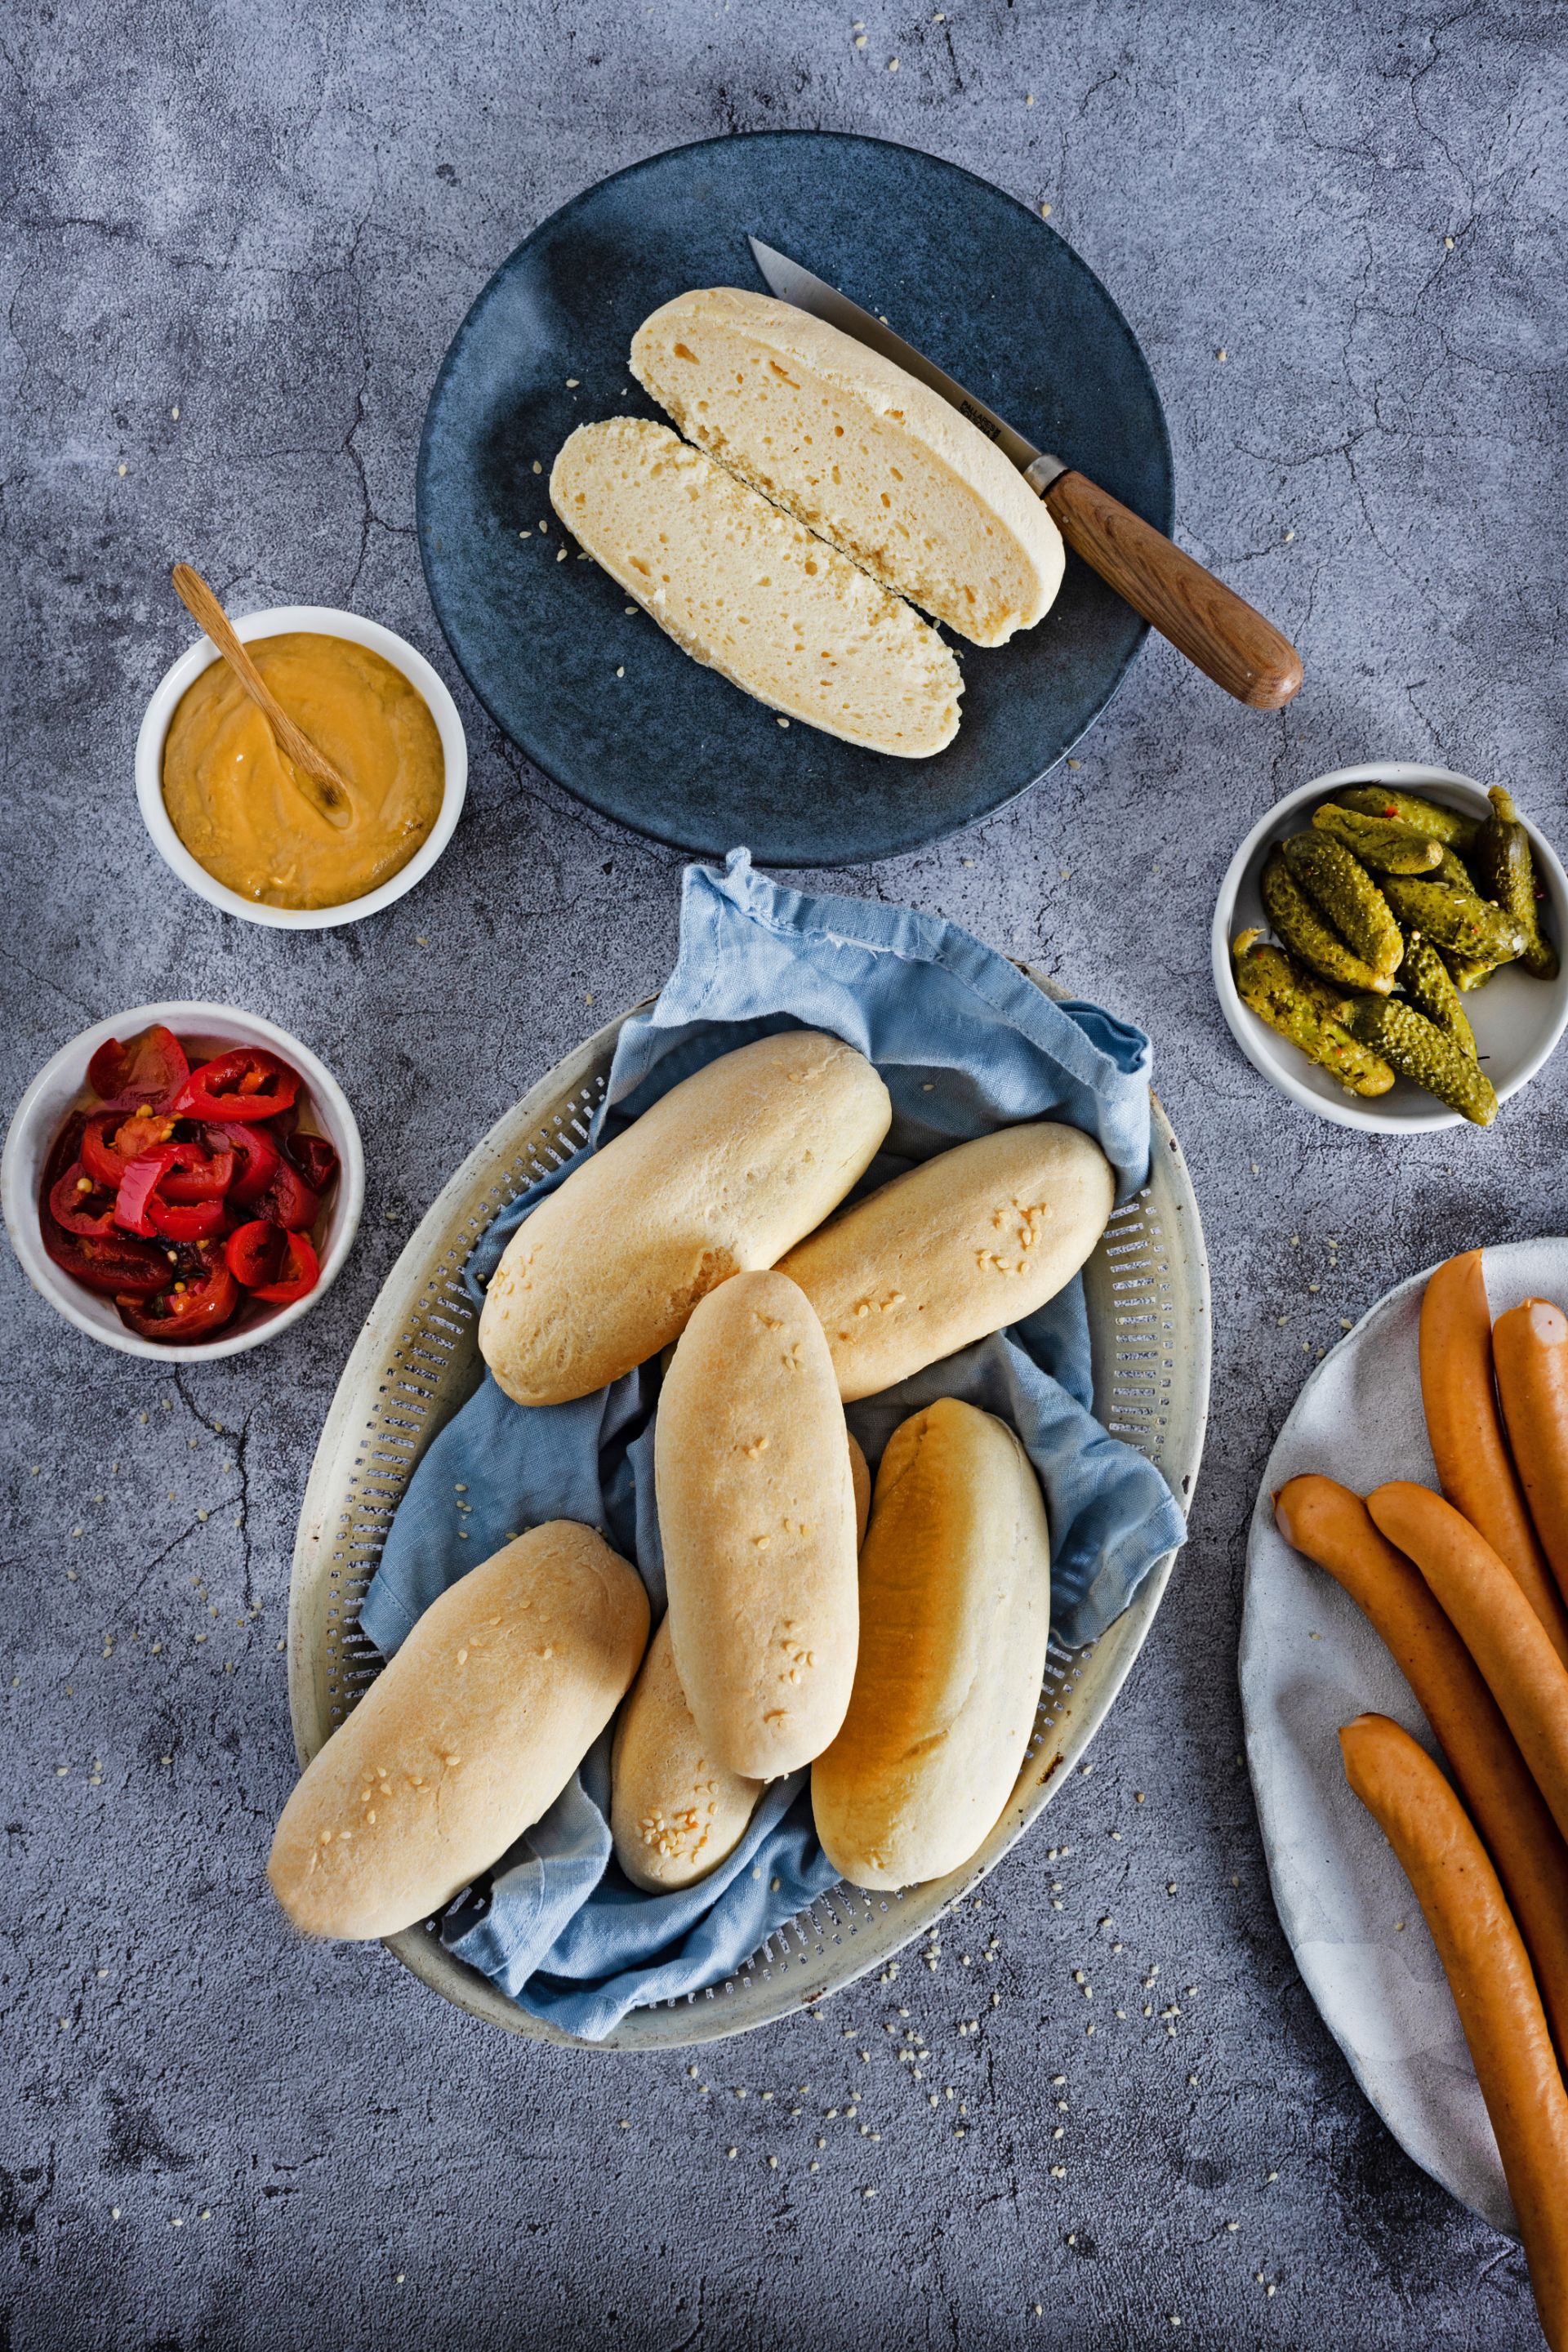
1212 762 1568 1133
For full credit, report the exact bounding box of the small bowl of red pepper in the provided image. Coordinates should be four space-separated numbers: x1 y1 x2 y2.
2 1003 364 1358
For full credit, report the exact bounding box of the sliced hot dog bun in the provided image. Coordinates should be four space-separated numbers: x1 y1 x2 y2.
610 1618 764 1892
631 288 1064 648
779 1121 1115 1402
813 1397 1050 1889
479 1031 892 1408
267 1523 649 1940
550 417 962 756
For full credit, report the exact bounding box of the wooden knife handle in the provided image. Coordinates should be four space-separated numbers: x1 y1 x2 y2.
1043 470 1303 710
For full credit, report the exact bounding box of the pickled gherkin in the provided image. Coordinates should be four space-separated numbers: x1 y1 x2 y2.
1347 998 1498 1126
1443 947 1509 993
1261 851 1395 995
1280 831 1403 978
1379 872 1526 965
1339 783 1479 850
1472 786 1559 981
1399 931 1477 1060
1311 802 1443 874
1232 932 1395 1096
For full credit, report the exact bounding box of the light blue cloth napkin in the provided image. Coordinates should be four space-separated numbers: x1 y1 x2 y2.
359 851 1186 2038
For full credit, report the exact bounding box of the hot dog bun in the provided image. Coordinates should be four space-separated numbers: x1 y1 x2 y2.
479 1031 891 1407
657 1269 860 1778
779 1122 1112 1402
268 1524 649 1940
610 1618 764 1891
812 1397 1050 1888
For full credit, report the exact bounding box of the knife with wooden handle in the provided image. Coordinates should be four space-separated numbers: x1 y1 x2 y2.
748 237 1303 711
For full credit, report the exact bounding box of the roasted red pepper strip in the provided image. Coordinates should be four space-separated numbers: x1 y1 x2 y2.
225 1219 284 1288
175 1048 298 1122
255 1160 319 1232
48 1162 122 1237
114 1147 184 1238
252 1229 319 1305
86 1025 190 1114
118 1244 239 1340
206 1120 280 1205
43 1229 173 1298
146 1194 229 1242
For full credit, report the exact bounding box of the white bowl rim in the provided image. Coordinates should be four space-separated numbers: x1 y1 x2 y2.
1211 759 1568 1135
134 604 467 930
2 1000 366 1361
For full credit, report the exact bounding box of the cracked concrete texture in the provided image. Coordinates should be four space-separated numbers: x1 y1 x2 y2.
2 0 1566 2345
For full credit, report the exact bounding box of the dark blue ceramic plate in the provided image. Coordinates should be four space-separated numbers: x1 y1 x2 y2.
417 131 1173 866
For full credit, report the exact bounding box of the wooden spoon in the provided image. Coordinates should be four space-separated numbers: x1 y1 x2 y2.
170 565 353 827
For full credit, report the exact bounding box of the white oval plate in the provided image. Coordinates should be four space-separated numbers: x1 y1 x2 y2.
1242 1237 1568 2234
1212 761 1568 1134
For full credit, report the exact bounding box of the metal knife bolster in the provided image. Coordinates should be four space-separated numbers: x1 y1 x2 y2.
747 236 1066 497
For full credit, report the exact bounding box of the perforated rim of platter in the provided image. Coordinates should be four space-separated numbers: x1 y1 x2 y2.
287 973 1212 2049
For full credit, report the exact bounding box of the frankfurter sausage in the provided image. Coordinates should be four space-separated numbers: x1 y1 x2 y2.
1495 1298 1568 1614
1367 1482 1568 1846
1419 1251 1568 1666
1340 1713 1568 2350
1276 1474 1568 2062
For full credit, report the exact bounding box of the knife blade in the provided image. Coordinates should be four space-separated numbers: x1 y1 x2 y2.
747 236 1063 494
744 234 1303 710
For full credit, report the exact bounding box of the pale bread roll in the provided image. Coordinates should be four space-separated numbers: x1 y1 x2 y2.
479 1031 892 1407
848 1431 871 1548
268 1523 648 1940
813 1397 1051 1887
611 1619 764 1891
631 287 1065 648
779 1121 1114 1401
658 1269 859 1776
550 417 962 755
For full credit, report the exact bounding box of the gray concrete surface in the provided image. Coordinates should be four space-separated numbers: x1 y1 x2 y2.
3 1 1566 2344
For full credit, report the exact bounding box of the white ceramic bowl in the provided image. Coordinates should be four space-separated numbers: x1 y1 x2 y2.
2 1002 365 1361
135 604 467 929
1212 760 1568 1134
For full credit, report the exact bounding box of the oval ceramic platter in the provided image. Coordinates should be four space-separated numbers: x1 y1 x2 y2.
1242 1239 1568 2238
417 131 1173 866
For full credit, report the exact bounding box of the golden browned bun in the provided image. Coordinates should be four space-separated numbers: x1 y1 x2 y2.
812 1398 1050 1888
479 1031 892 1406
779 1122 1113 1401
268 1524 649 1939
611 1619 764 1891
657 1269 859 1777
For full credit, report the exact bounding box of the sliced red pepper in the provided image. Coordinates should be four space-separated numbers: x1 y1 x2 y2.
252 1229 318 1305
48 1162 122 1237
157 1137 235 1204
41 1222 172 1298
225 1219 285 1288
283 1132 340 1195
203 1120 281 1204
114 1147 184 1238
118 1243 239 1341
86 1025 190 1114
82 1114 133 1190
175 1047 298 1122
146 1193 229 1242
255 1159 320 1232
